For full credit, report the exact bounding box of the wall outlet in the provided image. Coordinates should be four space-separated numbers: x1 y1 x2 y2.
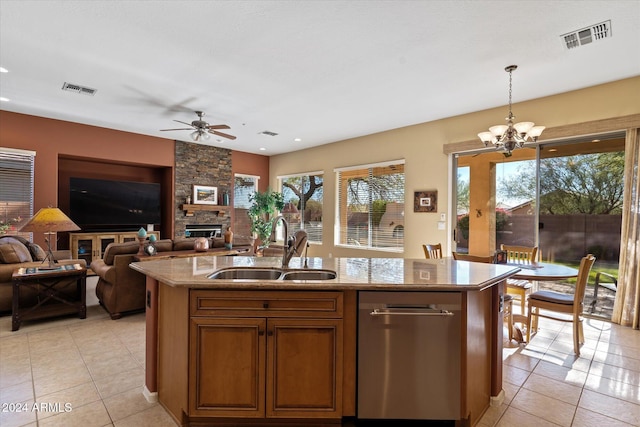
437 221 446 230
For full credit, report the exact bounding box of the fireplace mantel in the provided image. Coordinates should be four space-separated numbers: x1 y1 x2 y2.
180 204 231 217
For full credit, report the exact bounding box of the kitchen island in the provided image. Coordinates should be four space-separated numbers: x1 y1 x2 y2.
130 256 520 427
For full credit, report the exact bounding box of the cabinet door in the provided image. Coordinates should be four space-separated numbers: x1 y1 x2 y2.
267 318 343 418
190 317 266 417
71 236 94 266
96 235 117 259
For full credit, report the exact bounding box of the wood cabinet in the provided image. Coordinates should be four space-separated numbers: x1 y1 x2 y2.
69 231 159 270
187 290 343 420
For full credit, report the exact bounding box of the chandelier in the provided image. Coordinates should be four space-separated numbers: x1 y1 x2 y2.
477 65 545 154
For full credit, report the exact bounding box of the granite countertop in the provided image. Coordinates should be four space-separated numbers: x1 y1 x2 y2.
130 256 520 291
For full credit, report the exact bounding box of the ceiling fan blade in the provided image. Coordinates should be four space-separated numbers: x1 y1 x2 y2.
210 130 237 140
206 124 231 130
173 120 195 127
160 127 194 131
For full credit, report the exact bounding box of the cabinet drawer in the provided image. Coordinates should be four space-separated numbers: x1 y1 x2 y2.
191 290 343 318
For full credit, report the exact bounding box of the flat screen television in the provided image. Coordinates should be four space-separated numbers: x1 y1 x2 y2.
70 177 161 231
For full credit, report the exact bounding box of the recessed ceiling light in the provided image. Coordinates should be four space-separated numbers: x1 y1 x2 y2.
294 138 302 142
548 148 558 152
592 139 601 142
0 67 8 73
0 97 10 102
259 147 266 151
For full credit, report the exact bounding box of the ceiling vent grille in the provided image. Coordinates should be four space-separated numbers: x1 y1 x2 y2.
259 130 278 136
561 20 611 50
61 82 97 96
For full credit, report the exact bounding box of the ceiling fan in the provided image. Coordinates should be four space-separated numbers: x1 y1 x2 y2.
160 111 236 142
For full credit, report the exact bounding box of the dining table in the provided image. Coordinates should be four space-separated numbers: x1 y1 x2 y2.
506 261 580 342
509 261 579 281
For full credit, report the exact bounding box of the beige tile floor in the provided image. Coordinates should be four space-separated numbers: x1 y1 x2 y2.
0 278 638 427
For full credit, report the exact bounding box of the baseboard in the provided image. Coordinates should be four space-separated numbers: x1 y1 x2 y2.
143 385 158 403
490 389 505 406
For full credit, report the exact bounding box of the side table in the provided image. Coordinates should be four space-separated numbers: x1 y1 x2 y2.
12 264 87 331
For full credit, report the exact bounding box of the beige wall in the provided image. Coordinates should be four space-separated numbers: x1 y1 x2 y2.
269 76 640 259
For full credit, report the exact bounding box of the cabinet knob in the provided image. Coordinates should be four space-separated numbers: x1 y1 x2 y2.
263 302 269 309
267 330 274 337
258 330 265 336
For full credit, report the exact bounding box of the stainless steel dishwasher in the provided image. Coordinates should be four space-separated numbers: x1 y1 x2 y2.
358 291 461 420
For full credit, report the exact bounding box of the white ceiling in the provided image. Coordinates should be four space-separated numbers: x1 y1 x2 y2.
1 1 639 155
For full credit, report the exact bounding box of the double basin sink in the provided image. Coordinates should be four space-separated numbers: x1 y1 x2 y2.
208 267 337 281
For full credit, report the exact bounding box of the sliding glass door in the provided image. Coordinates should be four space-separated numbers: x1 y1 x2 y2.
453 134 625 319
455 149 537 255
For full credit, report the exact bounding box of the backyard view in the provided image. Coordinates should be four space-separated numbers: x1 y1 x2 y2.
455 136 625 320
337 162 405 251
280 174 324 243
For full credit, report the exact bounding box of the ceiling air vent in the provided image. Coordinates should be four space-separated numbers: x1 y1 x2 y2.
259 130 278 136
561 20 611 50
61 82 97 96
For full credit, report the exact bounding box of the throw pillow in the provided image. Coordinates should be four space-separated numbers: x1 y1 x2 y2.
0 237 34 263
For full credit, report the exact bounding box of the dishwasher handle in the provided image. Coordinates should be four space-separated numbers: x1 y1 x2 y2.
370 308 454 317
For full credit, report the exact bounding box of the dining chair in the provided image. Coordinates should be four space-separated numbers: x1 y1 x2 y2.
589 271 618 313
452 252 516 342
422 243 443 259
452 252 494 263
500 244 539 314
526 254 596 356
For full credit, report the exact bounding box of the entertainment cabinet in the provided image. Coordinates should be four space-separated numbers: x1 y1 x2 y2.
69 231 160 273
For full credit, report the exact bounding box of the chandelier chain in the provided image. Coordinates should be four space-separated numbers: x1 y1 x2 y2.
508 68 513 117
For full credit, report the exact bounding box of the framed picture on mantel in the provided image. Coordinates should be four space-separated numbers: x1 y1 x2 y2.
193 185 218 205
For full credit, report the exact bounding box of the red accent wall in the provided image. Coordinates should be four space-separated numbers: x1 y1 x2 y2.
231 150 270 192
0 111 269 247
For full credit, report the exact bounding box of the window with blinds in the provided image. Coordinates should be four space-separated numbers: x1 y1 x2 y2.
335 160 405 251
278 172 323 243
0 148 35 238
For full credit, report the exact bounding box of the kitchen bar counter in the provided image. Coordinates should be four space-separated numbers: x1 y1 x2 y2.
131 256 520 427
130 255 519 291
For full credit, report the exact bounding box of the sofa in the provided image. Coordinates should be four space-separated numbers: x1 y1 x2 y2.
90 236 254 319
0 235 87 315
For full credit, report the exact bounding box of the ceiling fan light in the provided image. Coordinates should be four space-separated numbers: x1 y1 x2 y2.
191 130 201 141
202 131 210 140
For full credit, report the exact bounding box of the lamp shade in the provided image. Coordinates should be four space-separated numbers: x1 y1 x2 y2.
19 207 80 233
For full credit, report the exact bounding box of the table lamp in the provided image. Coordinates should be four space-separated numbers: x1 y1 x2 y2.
19 207 80 269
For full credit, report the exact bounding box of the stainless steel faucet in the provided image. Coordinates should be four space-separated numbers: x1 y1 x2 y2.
273 215 296 267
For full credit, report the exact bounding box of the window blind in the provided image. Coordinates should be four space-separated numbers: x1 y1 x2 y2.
336 160 404 251
0 148 35 238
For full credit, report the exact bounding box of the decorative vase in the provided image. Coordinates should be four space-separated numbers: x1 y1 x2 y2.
137 236 146 256
224 226 233 249
194 237 209 252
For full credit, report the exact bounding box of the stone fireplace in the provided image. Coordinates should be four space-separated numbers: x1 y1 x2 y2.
185 224 223 238
175 141 232 239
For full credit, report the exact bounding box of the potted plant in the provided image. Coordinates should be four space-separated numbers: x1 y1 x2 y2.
248 188 284 251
